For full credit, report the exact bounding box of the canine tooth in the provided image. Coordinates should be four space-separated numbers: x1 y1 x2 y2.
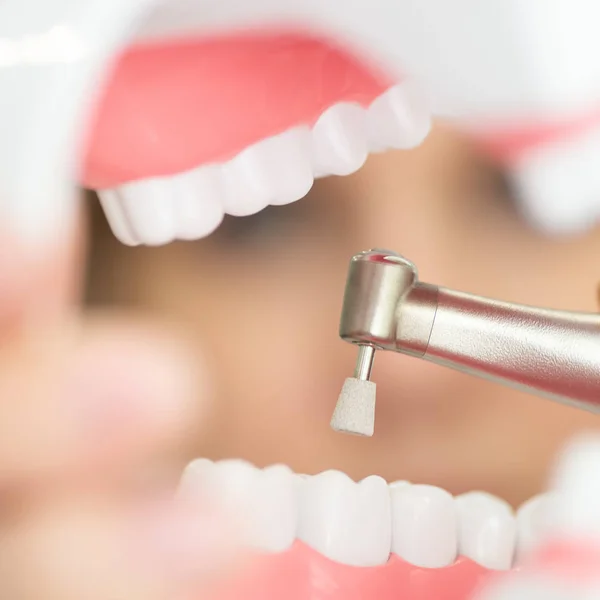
179 459 297 553
367 82 432 152
390 484 457 568
170 166 224 240
511 125 600 234
97 189 139 246
297 470 391 566
549 434 600 539
456 492 516 570
311 103 368 177
515 493 555 561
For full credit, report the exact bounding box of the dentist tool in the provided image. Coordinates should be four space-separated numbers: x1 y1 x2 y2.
331 249 600 436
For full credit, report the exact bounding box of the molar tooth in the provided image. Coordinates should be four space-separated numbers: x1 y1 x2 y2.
222 127 313 216
221 154 270 217
367 82 432 152
515 493 556 562
179 458 297 553
251 127 314 206
170 166 224 240
390 483 457 568
97 189 140 246
98 166 226 245
297 470 391 566
311 103 368 177
456 491 516 570
108 178 177 246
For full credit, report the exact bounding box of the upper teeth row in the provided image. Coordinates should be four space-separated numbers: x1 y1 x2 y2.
179 458 555 570
96 81 431 247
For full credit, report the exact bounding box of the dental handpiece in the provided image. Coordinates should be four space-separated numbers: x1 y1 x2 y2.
330 249 600 436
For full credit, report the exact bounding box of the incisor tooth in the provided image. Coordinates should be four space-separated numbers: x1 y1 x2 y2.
297 470 391 566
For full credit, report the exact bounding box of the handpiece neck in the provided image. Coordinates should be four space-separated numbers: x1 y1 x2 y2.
397 284 600 413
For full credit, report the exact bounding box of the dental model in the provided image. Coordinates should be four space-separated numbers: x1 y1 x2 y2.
332 249 600 436
4 1 600 599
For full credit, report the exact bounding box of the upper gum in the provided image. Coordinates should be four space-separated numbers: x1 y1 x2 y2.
82 32 394 189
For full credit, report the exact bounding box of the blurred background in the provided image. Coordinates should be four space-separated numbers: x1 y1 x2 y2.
84 121 600 508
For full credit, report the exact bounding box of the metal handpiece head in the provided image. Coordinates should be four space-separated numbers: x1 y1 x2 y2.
339 249 419 350
331 250 418 436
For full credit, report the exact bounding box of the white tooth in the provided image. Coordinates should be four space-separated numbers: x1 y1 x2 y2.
390 483 457 568
297 470 390 566
367 82 432 152
179 459 296 553
98 168 225 245
311 103 368 177
222 127 313 216
515 493 556 561
97 189 139 246
255 464 298 552
512 125 600 235
221 158 269 217
101 178 176 246
455 492 516 570
170 166 224 240
549 434 600 539
389 480 411 490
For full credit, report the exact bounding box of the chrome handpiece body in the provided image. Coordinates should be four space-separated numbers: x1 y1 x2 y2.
340 250 600 415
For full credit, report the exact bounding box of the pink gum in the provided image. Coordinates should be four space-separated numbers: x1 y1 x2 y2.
82 32 393 189
208 540 499 600
472 109 600 163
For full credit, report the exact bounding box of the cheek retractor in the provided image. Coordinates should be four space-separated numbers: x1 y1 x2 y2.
332 249 600 437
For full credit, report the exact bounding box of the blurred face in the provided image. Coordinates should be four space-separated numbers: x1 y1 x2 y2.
89 124 600 507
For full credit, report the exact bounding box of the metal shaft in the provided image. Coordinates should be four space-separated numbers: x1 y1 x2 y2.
353 345 376 380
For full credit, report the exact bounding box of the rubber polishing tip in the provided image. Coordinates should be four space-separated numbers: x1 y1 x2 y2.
330 377 376 437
